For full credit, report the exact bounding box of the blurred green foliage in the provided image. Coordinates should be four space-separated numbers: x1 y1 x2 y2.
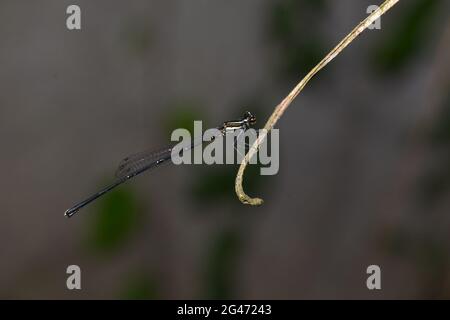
120 271 160 300
120 19 154 57
84 183 142 253
163 99 207 136
417 239 449 299
419 91 450 205
270 0 328 80
380 227 410 256
430 94 450 147
203 229 242 299
371 0 443 75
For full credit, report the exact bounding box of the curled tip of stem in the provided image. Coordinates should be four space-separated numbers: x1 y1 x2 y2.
242 196 264 206
236 183 264 206
235 132 268 205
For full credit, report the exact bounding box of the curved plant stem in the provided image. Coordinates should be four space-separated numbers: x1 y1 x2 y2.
235 0 401 205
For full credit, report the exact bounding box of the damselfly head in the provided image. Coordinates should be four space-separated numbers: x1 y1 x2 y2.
244 111 256 126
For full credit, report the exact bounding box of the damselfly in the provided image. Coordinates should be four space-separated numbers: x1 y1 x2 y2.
64 112 256 218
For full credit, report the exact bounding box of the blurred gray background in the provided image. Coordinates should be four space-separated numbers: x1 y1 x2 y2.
0 0 450 299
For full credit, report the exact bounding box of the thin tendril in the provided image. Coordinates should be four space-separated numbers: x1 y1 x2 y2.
235 0 401 205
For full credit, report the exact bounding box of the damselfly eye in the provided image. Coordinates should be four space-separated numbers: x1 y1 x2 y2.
244 111 256 125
